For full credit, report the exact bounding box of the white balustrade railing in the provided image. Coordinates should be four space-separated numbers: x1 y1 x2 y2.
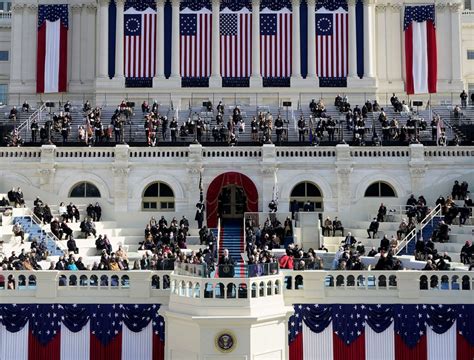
282 270 474 303
0 145 472 161
0 270 471 304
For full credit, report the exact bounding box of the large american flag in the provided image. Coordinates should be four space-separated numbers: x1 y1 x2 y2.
315 7 348 78
37 5 69 93
289 303 474 360
180 5 212 78
260 3 292 78
220 5 252 78
124 7 156 78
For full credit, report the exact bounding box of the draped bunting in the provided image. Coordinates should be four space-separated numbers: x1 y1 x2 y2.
206 172 259 228
289 304 474 360
221 0 251 12
0 304 165 360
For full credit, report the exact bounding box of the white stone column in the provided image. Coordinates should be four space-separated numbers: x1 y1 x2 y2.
347 0 357 78
306 0 317 81
209 0 221 87
154 0 165 82
114 0 125 79
82 4 97 87
21 4 37 89
363 0 375 78
450 4 462 83
10 4 23 86
291 0 301 82
170 0 180 80
250 0 262 87
97 0 109 79
70 5 82 84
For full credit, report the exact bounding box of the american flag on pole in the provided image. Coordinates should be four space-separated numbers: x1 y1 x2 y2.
36 5 68 93
180 4 212 78
220 4 252 78
315 7 348 78
124 7 156 78
260 1 292 78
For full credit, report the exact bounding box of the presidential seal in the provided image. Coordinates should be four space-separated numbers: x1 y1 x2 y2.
215 330 236 353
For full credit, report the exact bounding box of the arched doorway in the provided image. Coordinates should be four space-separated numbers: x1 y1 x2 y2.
206 172 258 228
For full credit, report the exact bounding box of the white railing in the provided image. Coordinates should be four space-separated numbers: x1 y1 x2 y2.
282 270 474 303
216 217 221 258
396 203 442 255
1 270 471 303
17 104 46 138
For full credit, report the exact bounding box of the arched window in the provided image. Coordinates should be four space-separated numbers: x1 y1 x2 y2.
142 182 175 211
69 182 101 198
364 181 397 197
290 181 323 211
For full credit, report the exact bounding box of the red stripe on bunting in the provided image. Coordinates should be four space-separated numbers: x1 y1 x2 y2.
28 332 61 360
333 333 366 360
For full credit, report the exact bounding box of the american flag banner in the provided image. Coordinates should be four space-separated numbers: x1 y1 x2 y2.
124 6 156 78
180 1 212 78
36 5 68 93
315 6 348 78
289 304 474 360
404 5 437 95
220 0 252 78
260 0 292 78
0 304 165 360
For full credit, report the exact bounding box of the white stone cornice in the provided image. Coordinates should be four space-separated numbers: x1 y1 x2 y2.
11 4 25 13
71 4 83 12
448 2 462 12
83 2 97 12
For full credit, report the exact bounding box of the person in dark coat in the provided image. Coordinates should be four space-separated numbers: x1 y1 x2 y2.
195 201 205 229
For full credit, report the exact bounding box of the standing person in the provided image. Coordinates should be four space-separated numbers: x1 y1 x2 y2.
195 201 205 229
298 116 306 142
31 118 39 143
94 202 102 222
170 117 178 143
460 90 468 108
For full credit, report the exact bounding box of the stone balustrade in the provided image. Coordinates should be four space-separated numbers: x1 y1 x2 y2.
0 144 472 162
1 269 472 305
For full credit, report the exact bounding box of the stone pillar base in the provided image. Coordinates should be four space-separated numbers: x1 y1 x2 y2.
290 76 306 88
153 76 169 89
249 75 262 88
208 76 222 88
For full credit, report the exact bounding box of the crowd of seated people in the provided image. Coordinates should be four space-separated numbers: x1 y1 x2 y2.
245 215 292 254
140 216 190 252
322 216 344 237
1 238 49 272
7 187 25 207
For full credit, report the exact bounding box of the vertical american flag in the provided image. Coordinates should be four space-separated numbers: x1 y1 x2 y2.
220 6 252 78
315 8 348 78
124 7 156 78
260 7 292 78
180 8 212 78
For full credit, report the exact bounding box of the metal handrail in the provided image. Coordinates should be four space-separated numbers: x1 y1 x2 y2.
396 203 441 255
17 104 46 138
25 209 67 253
216 217 221 260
